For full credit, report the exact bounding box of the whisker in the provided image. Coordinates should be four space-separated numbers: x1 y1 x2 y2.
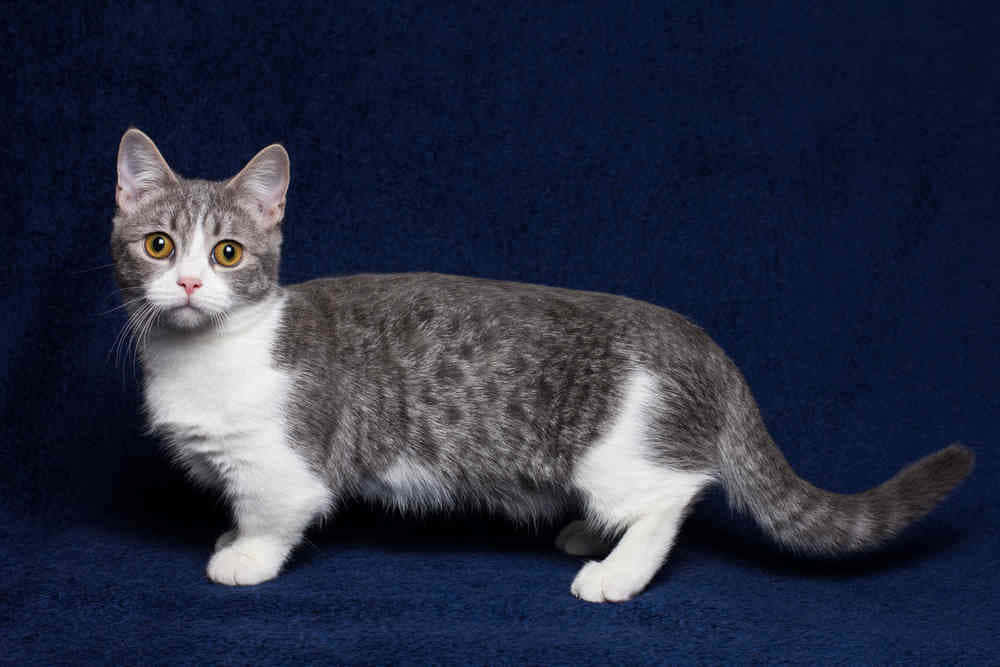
110 301 155 369
100 285 142 298
132 306 162 380
108 308 134 365
115 309 140 368
99 286 145 308
95 297 146 317
72 262 118 275
127 304 158 378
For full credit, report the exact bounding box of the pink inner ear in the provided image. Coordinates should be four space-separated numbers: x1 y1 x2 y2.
117 134 175 211
116 175 138 210
239 176 286 225
227 145 289 226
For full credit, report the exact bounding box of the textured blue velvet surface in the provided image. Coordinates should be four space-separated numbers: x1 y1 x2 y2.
4 1 998 663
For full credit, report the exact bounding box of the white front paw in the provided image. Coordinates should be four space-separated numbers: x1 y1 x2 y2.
570 560 644 603
206 536 288 586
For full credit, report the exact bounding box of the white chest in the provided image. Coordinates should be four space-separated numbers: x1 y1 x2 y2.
142 297 289 441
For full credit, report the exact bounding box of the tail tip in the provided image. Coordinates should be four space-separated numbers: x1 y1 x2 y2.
939 442 975 481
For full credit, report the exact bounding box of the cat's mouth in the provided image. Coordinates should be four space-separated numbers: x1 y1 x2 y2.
143 290 230 331
172 302 201 312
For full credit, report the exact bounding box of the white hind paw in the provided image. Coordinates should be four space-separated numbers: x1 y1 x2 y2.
555 520 611 557
570 560 645 603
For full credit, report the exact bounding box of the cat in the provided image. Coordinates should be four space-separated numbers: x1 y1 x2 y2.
110 128 974 602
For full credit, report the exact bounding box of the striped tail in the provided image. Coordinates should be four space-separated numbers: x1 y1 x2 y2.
719 387 974 554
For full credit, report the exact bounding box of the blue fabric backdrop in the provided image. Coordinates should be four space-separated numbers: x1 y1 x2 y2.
4 1 998 663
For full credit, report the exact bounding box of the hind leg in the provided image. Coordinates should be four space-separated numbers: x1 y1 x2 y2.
570 497 694 602
555 520 611 557
569 370 712 602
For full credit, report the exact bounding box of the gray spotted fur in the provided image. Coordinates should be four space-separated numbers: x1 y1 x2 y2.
275 273 973 552
113 135 975 558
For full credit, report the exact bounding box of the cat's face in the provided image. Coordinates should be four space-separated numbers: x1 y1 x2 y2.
111 129 289 330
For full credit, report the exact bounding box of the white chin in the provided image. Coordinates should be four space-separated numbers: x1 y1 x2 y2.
169 305 210 329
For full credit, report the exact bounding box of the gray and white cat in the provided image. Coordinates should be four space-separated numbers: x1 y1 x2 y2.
111 128 974 602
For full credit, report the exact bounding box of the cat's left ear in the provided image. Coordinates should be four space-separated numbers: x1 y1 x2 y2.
225 144 290 228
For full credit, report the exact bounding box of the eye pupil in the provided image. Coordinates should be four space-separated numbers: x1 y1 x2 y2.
153 237 165 252
224 245 235 260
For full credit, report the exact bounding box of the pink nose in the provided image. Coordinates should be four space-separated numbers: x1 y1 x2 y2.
177 277 203 296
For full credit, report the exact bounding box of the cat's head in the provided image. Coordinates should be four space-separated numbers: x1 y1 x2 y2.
110 129 289 331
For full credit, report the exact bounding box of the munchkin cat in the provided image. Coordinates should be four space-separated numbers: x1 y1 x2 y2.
111 128 973 602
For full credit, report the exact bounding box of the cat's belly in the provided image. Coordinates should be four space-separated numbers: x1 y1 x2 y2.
356 454 570 520
357 456 454 510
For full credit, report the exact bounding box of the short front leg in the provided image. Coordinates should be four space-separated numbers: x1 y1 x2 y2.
204 431 331 586
207 482 330 586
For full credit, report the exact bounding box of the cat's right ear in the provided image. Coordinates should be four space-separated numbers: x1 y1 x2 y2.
116 129 178 215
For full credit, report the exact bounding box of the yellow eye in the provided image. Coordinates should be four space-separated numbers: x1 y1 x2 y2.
212 240 244 267
144 233 174 259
